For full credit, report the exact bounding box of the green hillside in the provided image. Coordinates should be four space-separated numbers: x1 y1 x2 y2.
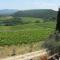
13 9 57 20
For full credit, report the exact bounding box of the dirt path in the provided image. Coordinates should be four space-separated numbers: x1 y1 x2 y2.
0 49 47 60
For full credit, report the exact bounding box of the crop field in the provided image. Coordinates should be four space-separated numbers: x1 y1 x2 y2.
0 17 56 46
0 17 56 58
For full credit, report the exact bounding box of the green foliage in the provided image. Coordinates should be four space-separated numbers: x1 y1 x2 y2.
0 16 53 26
0 17 23 26
35 20 40 23
0 20 55 46
0 17 56 46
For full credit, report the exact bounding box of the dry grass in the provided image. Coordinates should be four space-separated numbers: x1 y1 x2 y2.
0 41 44 58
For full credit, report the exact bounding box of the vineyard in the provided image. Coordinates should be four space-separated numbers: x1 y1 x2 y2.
0 17 56 46
0 17 56 58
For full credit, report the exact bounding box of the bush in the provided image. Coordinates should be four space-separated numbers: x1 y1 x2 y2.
1 17 24 26
35 20 40 23
42 33 60 55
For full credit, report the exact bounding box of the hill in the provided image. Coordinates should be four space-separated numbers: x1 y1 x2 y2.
13 9 57 20
0 9 18 15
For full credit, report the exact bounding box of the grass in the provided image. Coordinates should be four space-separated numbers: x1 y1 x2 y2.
0 17 56 47
0 17 56 58
0 41 44 58
0 21 55 45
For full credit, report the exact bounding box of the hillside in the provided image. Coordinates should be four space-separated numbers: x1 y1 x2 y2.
0 9 57 20
0 9 18 15
13 9 57 20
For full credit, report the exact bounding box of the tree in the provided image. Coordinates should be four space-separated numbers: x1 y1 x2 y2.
56 8 60 32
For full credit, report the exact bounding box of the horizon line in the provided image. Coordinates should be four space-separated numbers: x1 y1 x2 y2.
0 8 58 11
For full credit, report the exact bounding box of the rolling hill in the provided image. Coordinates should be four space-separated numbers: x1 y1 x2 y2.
13 9 57 20
0 9 57 20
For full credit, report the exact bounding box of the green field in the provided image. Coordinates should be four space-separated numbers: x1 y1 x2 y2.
0 17 56 46
0 17 56 58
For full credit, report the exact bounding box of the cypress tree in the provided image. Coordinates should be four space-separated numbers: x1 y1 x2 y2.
56 8 60 32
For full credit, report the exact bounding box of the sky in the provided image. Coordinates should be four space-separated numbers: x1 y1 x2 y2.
0 0 60 11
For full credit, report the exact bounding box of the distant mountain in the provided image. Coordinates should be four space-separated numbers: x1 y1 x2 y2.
0 9 18 15
13 9 57 20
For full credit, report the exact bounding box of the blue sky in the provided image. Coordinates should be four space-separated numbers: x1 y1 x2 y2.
0 0 60 10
